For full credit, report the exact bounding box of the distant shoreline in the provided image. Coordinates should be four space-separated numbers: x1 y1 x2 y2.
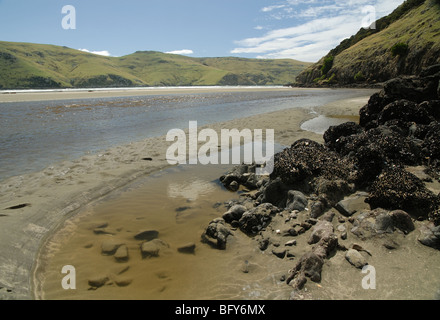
0 86 295 103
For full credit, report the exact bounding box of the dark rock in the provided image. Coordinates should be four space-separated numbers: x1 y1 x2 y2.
390 210 415 234
258 237 270 251
258 177 288 207
88 276 109 288
335 200 357 217
238 203 279 235
222 205 247 223
366 166 438 218
378 99 433 125
286 190 308 212
272 248 287 259
310 200 326 219
177 243 196 254
229 181 239 192
324 122 364 152
201 218 233 250
418 222 440 250
271 139 353 188
134 230 159 241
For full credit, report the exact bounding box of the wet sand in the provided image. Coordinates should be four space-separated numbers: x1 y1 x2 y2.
0 90 373 300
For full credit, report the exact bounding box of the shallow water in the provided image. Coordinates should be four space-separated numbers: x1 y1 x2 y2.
0 88 374 181
36 162 295 300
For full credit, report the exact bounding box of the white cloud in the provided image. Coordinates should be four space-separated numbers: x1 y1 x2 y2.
78 48 111 57
165 49 194 55
232 0 405 62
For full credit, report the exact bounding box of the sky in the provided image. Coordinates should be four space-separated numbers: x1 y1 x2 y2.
0 0 405 63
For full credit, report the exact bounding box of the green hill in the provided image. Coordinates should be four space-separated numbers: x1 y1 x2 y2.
295 0 440 86
0 42 311 89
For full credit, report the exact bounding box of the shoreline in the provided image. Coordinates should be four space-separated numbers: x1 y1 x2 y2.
0 86 298 103
0 93 371 300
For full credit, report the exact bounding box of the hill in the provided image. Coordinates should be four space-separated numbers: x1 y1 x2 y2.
295 0 440 86
0 42 311 89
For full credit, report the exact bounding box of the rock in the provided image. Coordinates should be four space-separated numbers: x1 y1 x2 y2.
345 249 368 269
93 228 116 236
222 205 247 223
140 239 169 258
351 208 415 240
272 248 287 259
310 200 326 219
286 190 308 212
238 203 279 235
134 230 159 241
258 177 288 207
229 181 239 192
390 210 415 234
366 166 438 218
114 277 132 287
324 122 364 152
308 221 334 246
88 276 109 288
101 241 124 255
177 243 196 254
201 218 233 250
314 178 352 207
257 237 270 251
285 240 297 247
418 222 440 250
383 239 400 250
335 200 356 217
114 245 129 262
287 252 324 288
378 99 433 125
271 139 353 187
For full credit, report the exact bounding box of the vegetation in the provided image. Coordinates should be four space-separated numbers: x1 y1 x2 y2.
391 43 409 57
0 42 312 89
321 56 334 75
296 0 440 85
354 71 366 82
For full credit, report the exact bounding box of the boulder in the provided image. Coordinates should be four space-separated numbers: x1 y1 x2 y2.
351 208 415 240
201 218 233 250
222 205 247 223
286 190 308 212
238 203 279 235
366 166 438 218
418 222 440 250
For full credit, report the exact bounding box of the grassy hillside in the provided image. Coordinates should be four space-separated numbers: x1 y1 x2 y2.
295 0 440 86
0 42 311 89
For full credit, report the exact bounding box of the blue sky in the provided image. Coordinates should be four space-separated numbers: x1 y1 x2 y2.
0 0 404 62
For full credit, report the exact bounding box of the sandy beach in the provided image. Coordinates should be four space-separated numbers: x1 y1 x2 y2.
0 88 373 300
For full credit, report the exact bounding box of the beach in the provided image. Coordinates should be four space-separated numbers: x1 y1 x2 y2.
0 87 377 300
